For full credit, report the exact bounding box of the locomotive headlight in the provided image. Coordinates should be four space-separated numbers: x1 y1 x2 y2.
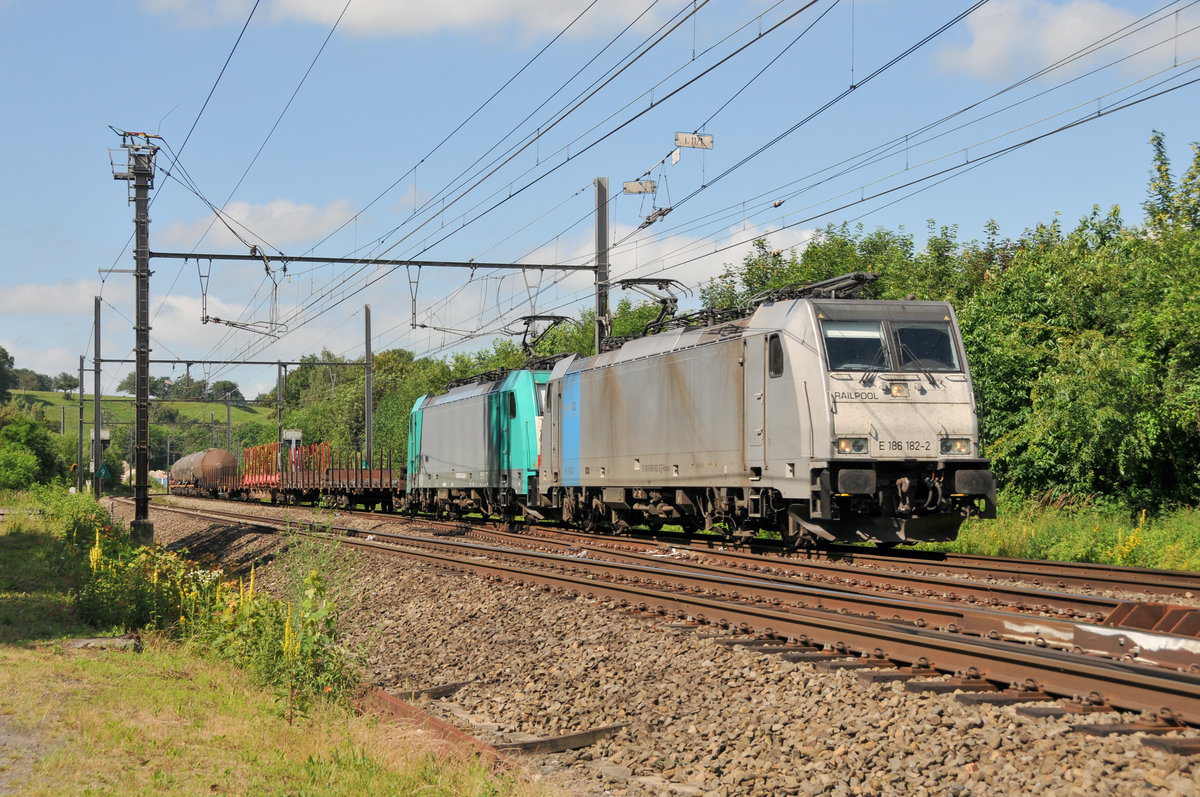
889 383 908 398
940 437 971 455
837 437 869 454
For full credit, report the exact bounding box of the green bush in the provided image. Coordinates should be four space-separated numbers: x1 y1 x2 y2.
922 495 1200 570
181 565 357 720
0 444 39 490
76 539 189 631
34 487 357 715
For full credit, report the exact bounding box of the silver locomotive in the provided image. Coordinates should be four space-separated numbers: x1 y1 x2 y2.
529 274 995 545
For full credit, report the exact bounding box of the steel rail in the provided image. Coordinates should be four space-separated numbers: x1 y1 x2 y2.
483 521 1200 597
344 533 1200 726
462 525 1121 618
813 546 1200 595
145 499 1200 670
141 499 1200 716
353 526 1200 674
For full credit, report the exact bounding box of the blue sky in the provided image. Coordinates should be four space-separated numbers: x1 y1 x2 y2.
1 0 1198 398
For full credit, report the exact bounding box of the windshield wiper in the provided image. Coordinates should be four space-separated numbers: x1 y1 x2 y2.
898 342 937 386
858 347 888 386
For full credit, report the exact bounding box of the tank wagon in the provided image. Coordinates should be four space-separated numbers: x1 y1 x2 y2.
407 369 550 524
169 448 237 493
523 274 996 545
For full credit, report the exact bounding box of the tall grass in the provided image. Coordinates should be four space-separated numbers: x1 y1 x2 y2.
921 495 1200 571
32 487 358 719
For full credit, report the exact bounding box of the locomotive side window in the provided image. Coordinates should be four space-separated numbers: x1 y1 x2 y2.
894 323 960 372
768 334 784 377
537 383 549 416
822 321 887 371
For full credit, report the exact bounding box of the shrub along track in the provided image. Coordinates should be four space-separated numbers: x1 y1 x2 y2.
119 496 1200 795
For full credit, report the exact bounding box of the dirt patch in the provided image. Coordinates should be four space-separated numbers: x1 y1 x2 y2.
0 716 49 793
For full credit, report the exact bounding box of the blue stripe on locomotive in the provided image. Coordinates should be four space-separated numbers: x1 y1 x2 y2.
561 370 582 486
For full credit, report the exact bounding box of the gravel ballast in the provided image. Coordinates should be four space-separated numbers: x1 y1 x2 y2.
117 500 1200 796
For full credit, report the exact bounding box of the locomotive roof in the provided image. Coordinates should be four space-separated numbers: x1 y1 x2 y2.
809 298 958 323
420 368 546 409
556 296 958 377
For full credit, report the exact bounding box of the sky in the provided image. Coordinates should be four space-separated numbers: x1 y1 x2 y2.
1 0 1198 400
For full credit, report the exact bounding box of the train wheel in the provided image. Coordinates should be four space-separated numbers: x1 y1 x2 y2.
581 506 602 532
780 523 803 549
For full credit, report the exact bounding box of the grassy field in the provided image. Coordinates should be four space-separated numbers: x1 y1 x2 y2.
12 389 269 429
0 496 546 796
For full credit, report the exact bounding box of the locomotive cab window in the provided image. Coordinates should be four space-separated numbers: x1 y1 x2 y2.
894 323 960 372
822 321 886 371
768 334 784 378
536 383 548 416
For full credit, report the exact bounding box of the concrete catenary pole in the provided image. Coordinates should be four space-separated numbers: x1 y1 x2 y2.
77 355 84 494
364 304 373 465
93 297 102 499
276 363 284 473
594 177 611 355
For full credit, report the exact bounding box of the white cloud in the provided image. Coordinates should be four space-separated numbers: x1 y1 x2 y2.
159 197 357 249
2 342 79 380
143 0 661 37
936 0 1190 81
400 220 818 349
0 279 102 317
389 183 435 216
140 0 257 27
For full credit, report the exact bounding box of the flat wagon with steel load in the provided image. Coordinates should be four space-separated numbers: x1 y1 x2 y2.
169 444 403 509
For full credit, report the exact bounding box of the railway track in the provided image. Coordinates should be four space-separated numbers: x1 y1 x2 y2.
510 522 1200 599
239 496 1200 600
137 497 1200 731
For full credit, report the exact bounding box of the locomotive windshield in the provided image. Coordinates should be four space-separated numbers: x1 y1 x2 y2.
820 317 961 373
823 321 887 370
894 323 960 372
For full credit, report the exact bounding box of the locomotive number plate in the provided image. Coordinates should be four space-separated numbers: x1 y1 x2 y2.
879 440 931 452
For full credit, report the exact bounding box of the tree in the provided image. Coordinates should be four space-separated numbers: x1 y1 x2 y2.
700 238 805 309
116 372 136 395
1144 130 1174 235
0 445 39 490
0 346 14 403
150 376 172 397
120 373 178 398
53 372 79 396
1178 142 1200 230
167 373 207 400
0 413 61 484
13 369 52 391
1144 130 1200 234
959 204 1200 507
208 380 243 402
